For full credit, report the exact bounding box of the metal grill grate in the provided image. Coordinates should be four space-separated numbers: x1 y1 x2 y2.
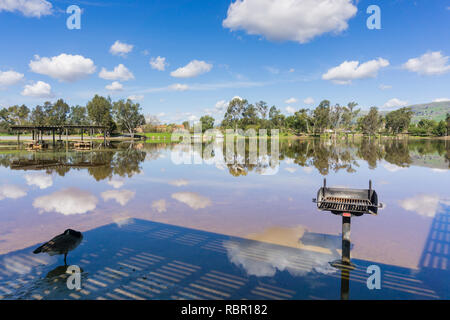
313 179 382 216
318 197 372 213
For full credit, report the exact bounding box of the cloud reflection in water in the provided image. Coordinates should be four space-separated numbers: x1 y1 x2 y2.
225 226 340 277
0 185 27 200
33 188 98 215
24 172 53 190
152 199 167 213
398 194 450 218
171 192 212 210
101 189 136 206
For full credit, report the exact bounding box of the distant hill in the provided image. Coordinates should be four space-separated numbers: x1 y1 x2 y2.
407 101 450 123
359 101 450 122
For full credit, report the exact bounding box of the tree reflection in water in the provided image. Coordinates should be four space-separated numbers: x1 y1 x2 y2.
0 138 447 180
196 138 448 176
0 142 161 182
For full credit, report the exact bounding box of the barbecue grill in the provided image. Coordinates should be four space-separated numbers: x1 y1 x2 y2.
313 179 382 216
312 179 383 280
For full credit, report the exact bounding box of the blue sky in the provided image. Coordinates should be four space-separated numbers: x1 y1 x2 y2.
0 0 449 123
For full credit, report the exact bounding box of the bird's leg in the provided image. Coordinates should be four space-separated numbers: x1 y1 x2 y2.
64 253 67 266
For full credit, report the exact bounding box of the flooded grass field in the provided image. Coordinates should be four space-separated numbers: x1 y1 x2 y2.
0 138 448 300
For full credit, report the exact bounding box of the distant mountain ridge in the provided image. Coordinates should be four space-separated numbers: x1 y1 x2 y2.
359 101 450 122
406 101 449 123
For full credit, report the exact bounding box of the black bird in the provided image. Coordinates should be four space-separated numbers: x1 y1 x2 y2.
33 229 83 265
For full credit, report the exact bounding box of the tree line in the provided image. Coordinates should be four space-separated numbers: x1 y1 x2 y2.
0 95 146 138
1 95 448 138
213 97 448 137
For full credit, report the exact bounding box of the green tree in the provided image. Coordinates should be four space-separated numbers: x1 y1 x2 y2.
222 97 248 130
341 102 360 131
241 104 258 127
69 105 88 125
416 119 437 136
182 121 190 131
255 101 268 120
113 99 145 138
199 115 215 132
446 113 450 136
312 100 331 134
0 107 11 132
286 109 309 135
433 120 447 136
360 107 382 136
269 106 285 129
45 99 70 125
30 105 46 125
0 105 31 129
385 107 413 134
329 104 343 135
8 105 30 125
87 95 114 133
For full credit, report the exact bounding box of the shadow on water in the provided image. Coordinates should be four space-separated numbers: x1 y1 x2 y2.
417 204 450 298
300 231 354 256
0 218 446 300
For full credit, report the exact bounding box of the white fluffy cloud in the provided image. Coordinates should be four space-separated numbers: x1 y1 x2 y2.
398 194 450 218
0 185 27 200
171 60 212 78
303 97 314 105
285 97 297 104
29 54 96 82
433 98 450 102
205 99 229 116
24 172 53 189
381 98 408 110
150 56 167 71
205 97 242 115
215 100 228 111
128 95 144 101
152 199 167 213
0 70 24 87
322 58 389 84
105 81 123 91
169 83 189 91
223 0 357 43
402 51 450 76
21 81 53 98
99 64 134 81
0 0 52 18
168 179 189 187
33 188 98 215
101 189 135 206
285 106 296 114
171 192 212 210
109 40 134 56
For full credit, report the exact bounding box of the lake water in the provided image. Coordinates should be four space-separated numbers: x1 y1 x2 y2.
0 138 448 300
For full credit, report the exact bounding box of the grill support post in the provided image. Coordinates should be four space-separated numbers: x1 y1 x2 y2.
340 269 350 300
342 215 351 264
328 214 354 300
330 214 354 269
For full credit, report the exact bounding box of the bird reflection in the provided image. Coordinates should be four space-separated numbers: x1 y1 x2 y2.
33 229 83 265
45 265 84 279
